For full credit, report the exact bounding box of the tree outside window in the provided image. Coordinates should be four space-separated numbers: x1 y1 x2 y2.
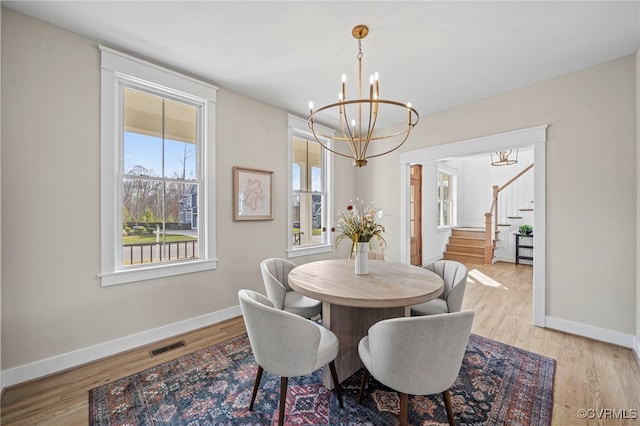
121 88 200 266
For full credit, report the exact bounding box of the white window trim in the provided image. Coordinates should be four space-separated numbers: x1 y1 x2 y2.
287 115 334 258
436 164 458 229
99 46 217 286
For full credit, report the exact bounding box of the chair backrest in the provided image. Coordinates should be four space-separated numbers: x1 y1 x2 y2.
365 311 474 396
238 289 321 377
424 260 467 311
368 250 385 260
260 258 297 309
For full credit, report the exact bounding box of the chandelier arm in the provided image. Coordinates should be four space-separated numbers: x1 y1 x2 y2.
307 103 419 154
307 101 419 142
364 123 418 142
365 128 412 159
308 121 359 159
361 99 378 160
339 106 359 158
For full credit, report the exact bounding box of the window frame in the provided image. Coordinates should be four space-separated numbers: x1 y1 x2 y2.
100 46 217 286
287 115 333 258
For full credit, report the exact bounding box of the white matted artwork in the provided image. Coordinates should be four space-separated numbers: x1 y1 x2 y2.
233 166 274 220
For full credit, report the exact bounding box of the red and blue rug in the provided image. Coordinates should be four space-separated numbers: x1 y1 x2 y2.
89 333 555 425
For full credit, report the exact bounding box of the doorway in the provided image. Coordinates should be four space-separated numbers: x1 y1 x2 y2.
399 125 547 327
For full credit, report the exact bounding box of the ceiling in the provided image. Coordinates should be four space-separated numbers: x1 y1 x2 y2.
4 1 640 129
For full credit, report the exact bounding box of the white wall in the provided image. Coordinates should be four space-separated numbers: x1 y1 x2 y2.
0 9 355 382
358 55 637 342
456 150 534 228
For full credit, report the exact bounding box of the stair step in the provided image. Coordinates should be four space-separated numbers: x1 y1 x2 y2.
443 251 485 264
507 216 523 219
497 224 510 227
451 228 484 239
519 208 534 211
446 244 484 255
449 236 485 247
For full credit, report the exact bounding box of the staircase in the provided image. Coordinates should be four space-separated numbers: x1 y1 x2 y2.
443 164 534 265
443 228 485 264
484 163 534 264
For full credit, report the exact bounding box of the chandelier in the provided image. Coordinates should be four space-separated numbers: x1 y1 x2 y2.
307 25 419 167
491 149 518 166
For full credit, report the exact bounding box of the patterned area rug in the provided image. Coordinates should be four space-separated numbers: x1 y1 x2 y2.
89 333 555 425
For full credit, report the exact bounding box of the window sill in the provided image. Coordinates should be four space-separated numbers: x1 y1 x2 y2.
437 225 455 231
100 259 217 286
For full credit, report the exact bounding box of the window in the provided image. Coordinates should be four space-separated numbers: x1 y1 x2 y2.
288 115 333 257
437 167 457 227
100 47 217 286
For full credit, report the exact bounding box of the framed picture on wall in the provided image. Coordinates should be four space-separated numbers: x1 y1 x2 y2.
233 166 274 220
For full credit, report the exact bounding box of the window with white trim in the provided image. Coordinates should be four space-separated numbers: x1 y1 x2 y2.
288 115 333 257
100 47 217 286
437 167 457 227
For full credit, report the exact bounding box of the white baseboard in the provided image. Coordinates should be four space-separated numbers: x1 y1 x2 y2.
634 336 640 367
545 316 635 349
2 305 242 388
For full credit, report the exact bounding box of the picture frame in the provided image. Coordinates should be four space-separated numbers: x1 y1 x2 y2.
233 166 274 221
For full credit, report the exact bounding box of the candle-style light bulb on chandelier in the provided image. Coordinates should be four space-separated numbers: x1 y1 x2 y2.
307 25 419 167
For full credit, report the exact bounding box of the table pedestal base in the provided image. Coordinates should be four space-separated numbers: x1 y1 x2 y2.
321 302 409 389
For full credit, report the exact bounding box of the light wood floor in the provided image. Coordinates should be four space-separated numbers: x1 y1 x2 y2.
2 262 639 425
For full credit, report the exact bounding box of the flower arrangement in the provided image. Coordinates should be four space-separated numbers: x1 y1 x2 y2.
334 199 385 256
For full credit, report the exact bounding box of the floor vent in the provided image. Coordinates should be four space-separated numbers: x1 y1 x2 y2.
149 340 187 357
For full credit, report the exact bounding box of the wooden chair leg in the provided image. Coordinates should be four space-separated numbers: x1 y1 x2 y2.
442 389 456 426
399 392 408 426
357 368 370 404
328 361 344 408
277 376 288 426
249 365 263 410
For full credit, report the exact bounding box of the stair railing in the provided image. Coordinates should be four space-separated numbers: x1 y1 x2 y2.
484 163 534 263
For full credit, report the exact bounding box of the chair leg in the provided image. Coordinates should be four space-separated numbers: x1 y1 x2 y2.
442 389 456 426
277 376 288 426
357 368 370 404
328 361 344 408
399 392 408 426
249 365 263 410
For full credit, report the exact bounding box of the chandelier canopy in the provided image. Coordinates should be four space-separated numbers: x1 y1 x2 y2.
307 25 419 167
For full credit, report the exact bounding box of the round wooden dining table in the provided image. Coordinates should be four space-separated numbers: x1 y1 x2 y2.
288 258 443 387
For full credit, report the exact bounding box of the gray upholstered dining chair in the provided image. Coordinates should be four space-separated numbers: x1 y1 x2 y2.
357 311 474 426
238 289 343 426
368 250 385 260
260 258 322 318
411 260 468 316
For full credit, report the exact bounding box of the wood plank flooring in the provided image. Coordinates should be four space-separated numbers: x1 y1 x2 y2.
2 261 639 425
